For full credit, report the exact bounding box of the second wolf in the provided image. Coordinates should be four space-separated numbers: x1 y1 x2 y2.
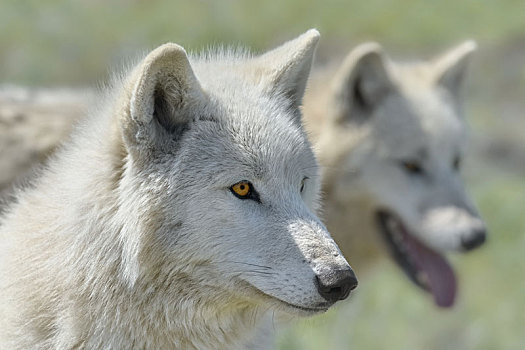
304 41 486 307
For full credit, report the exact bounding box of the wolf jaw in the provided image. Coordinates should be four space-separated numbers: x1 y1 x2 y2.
259 289 335 316
377 210 456 307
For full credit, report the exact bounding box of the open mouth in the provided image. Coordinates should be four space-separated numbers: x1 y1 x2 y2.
376 210 457 308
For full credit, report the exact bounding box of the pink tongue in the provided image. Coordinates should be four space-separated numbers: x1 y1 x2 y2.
403 232 457 308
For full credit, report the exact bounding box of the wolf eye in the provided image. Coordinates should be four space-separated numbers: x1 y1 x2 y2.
452 157 461 171
231 182 250 197
400 160 423 175
300 177 309 193
230 181 260 202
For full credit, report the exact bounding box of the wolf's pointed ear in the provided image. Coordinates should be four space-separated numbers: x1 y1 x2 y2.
251 29 320 116
122 43 203 155
331 42 392 123
120 44 203 285
432 40 476 98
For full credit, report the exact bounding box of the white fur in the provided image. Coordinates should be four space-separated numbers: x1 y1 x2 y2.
304 41 486 270
0 30 353 349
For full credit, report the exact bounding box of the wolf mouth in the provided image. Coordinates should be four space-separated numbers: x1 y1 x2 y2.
275 298 332 315
248 283 333 315
376 210 457 308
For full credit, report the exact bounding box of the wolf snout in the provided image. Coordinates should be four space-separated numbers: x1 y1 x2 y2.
315 267 358 302
461 228 487 251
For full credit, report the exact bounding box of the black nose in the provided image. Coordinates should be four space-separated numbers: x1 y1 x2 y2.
461 229 487 251
316 268 358 303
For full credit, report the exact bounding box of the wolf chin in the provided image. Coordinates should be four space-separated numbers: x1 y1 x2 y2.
304 41 486 308
0 30 357 349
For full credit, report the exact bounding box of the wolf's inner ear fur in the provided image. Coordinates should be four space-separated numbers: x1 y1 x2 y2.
124 43 203 150
331 42 392 123
251 29 320 119
433 40 477 99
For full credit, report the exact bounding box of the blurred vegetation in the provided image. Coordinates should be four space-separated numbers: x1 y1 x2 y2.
1 0 525 85
1 1 524 349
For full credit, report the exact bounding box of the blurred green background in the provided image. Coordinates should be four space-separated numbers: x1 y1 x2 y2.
1 0 524 349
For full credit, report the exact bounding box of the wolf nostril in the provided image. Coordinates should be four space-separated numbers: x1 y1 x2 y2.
315 268 358 303
461 229 487 251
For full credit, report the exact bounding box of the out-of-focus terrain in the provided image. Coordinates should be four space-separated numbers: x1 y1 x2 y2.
0 86 91 194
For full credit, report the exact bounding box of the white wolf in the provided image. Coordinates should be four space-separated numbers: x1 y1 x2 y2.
304 41 486 308
0 30 357 349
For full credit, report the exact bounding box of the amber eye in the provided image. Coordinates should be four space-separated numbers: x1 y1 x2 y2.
231 182 251 197
400 160 423 175
230 181 261 202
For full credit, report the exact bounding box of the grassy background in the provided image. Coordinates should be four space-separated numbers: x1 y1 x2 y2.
2 0 525 85
1 1 524 349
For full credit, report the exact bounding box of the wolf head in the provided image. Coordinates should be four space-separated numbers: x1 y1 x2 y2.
316 42 485 307
114 30 356 316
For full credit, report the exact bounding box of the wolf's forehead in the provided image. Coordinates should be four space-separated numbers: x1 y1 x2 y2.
205 79 307 154
185 101 314 182
186 60 315 175
373 93 465 158
224 114 312 169
408 89 466 143
393 66 465 127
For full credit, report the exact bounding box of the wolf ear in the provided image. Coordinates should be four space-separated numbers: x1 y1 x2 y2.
250 29 320 118
331 42 393 123
123 43 203 155
433 40 476 98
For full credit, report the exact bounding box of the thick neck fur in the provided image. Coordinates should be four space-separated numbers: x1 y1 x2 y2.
320 169 384 272
0 87 265 349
